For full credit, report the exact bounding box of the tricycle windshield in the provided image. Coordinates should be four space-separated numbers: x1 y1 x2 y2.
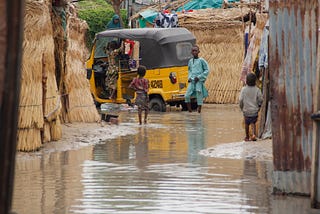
176 42 193 61
94 37 121 58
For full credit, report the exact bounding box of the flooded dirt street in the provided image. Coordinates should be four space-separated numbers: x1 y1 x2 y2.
12 104 317 214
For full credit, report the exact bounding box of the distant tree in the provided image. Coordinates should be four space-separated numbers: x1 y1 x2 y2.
77 0 127 48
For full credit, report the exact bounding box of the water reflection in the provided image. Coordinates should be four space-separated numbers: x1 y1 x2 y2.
12 147 93 214
12 105 318 214
185 115 206 164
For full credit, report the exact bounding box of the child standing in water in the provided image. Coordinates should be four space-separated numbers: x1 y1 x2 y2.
129 65 149 125
239 73 263 141
184 45 209 113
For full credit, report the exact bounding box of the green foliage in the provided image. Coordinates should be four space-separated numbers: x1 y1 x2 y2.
77 0 127 48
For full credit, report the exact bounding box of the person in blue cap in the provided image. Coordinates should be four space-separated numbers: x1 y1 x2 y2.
106 14 122 30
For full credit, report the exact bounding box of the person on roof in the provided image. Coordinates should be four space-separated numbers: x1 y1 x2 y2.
106 14 122 30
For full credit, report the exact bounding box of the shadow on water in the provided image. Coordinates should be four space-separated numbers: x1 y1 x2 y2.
12 104 318 214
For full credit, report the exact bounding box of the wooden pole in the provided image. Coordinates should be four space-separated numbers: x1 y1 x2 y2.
240 1 245 36
0 0 25 213
248 0 252 39
41 53 47 141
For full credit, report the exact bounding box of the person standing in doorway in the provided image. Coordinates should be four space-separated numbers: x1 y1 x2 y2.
129 65 149 125
239 73 263 141
184 45 209 113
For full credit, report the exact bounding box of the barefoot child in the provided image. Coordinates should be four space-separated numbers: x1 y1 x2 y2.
184 45 209 113
129 65 149 125
239 73 263 141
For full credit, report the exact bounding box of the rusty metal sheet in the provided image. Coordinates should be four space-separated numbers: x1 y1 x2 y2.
269 0 318 173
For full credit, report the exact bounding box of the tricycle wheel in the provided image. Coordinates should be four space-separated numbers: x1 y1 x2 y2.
149 97 166 112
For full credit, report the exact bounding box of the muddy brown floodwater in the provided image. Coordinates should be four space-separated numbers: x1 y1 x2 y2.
12 104 319 214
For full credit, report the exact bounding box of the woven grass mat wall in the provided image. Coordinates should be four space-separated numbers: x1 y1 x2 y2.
192 27 244 104
179 8 249 104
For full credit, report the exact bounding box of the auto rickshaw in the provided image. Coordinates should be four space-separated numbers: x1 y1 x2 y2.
86 27 196 112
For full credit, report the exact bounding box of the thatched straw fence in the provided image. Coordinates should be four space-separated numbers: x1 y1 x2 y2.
52 3 100 123
179 8 250 104
18 1 60 151
17 0 99 152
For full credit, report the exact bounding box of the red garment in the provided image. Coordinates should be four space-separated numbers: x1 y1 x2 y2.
129 77 149 93
124 40 135 56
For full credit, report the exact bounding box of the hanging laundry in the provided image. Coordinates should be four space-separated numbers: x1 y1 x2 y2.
258 20 269 70
154 12 178 28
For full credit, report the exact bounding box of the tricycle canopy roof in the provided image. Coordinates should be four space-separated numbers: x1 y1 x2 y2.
96 27 195 45
94 28 196 69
